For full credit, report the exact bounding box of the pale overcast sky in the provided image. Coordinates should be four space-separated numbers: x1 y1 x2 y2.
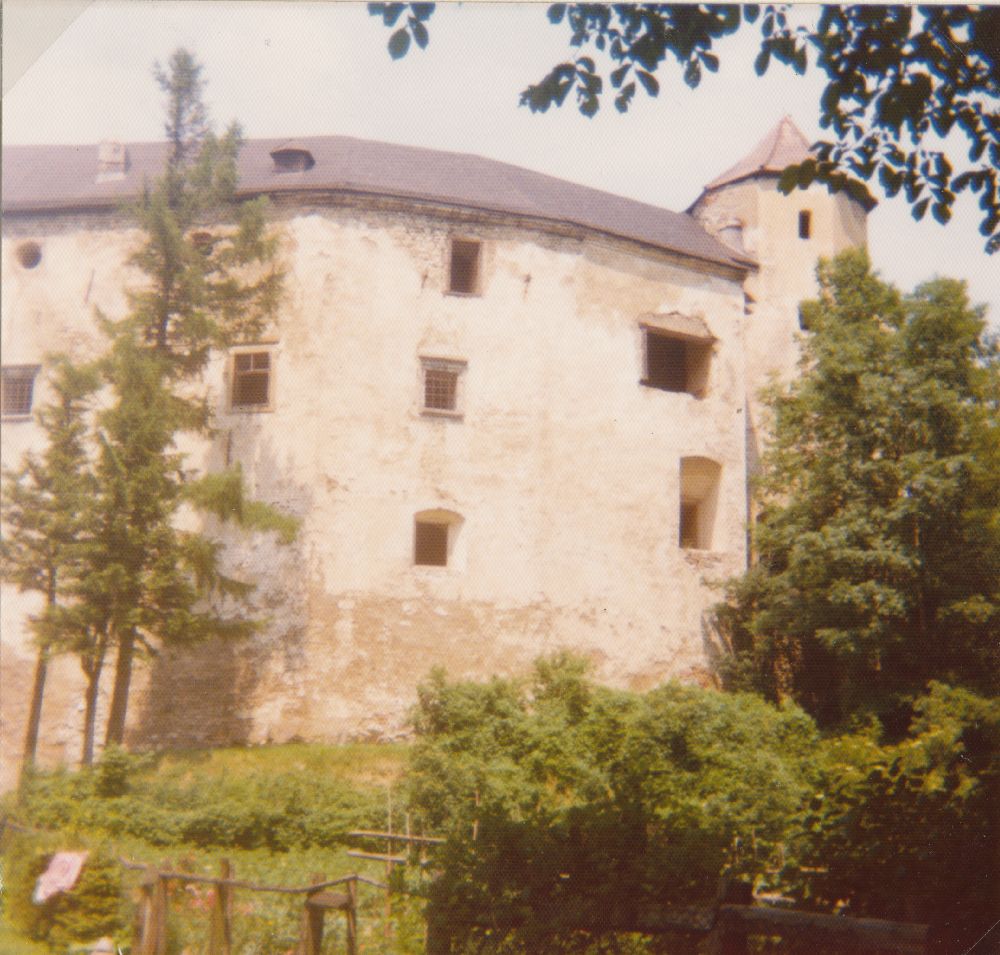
3 1 997 325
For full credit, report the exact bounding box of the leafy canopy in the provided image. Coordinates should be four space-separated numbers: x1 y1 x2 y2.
369 4 1000 251
718 249 1000 731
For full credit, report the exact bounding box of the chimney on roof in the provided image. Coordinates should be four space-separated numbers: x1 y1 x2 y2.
96 141 128 181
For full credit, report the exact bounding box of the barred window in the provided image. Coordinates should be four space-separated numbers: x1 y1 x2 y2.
232 351 272 409
421 358 466 417
1 365 40 417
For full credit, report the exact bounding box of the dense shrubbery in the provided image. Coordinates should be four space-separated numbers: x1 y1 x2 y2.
17 746 385 852
2 833 126 951
406 659 999 953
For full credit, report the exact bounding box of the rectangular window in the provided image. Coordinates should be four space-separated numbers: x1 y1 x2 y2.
1 365 40 417
679 502 700 549
421 358 466 417
231 351 271 409
448 238 481 295
643 330 711 397
414 521 449 566
798 210 812 239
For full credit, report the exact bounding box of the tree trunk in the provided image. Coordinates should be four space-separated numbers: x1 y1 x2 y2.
105 630 136 747
81 634 108 767
18 646 50 792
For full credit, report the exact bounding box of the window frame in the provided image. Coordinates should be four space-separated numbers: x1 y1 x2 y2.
1 364 41 419
419 357 467 419
229 346 275 413
640 324 713 398
446 237 483 296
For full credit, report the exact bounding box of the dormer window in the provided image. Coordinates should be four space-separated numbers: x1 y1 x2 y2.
270 143 315 173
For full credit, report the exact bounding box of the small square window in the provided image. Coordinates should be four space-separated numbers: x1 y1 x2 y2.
421 358 466 417
643 330 711 397
1 365 40 417
798 210 812 240
448 239 481 295
414 521 449 566
232 351 272 409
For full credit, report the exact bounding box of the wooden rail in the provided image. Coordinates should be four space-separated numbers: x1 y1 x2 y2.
125 859 380 955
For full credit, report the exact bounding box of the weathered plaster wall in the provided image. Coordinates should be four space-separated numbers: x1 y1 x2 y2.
1 202 749 787
691 178 868 471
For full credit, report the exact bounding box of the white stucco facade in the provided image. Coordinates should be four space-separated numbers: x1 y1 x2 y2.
0 123 868 788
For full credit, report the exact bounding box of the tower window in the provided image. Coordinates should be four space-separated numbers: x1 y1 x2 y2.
231 350 272 410
1 365 40 417
642 328 712 397
448 239 481 295
798 210 812 240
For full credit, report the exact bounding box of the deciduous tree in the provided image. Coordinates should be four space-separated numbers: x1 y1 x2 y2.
370 3 1000 251
718 249 1000 731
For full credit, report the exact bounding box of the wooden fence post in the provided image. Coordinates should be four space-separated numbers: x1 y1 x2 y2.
297 872 326 955
135 865 168 955
702 877 751 955
208 858 233 955
345 877 358 955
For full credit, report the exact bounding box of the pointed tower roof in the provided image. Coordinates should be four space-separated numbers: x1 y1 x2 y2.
704 116 812 191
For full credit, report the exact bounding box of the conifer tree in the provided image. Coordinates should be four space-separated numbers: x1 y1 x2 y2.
1 359 99 782
96 49 286 746
719 249 1000 731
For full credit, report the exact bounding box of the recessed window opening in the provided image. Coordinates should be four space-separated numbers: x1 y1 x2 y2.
679 456 721 551
449 239 481 295
643 329 712 397
425 368 457 411
420 357 466 416
798 209 812 240
16 242 42 269
1 365 40 417
413 509 463 568
231 351 271 409
270 146 315 173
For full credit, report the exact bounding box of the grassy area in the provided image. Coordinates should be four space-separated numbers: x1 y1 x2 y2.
128 739 410 789
2 741 425 954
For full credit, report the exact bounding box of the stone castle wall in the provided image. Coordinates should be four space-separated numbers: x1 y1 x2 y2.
1 200 751 789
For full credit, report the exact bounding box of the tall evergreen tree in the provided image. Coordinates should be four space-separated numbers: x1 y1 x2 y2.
96 49 286 746
719 249 1000 731
1 359 100 782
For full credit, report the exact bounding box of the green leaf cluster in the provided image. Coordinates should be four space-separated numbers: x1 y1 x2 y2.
406 656 819 951
370 5 1000 251
719 249 999 731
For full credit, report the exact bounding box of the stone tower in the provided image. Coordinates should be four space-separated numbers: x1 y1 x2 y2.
689 116 871 465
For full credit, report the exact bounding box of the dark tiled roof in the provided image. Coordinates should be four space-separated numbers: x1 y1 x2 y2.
703 116 812 191
2 135 752 272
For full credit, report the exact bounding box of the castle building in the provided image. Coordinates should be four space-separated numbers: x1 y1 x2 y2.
0 118 868 786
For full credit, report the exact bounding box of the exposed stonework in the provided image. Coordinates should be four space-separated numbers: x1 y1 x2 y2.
0 120 868 790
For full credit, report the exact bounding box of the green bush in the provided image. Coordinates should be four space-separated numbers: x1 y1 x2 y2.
409 657 821 952
2 833 126 951
17 755 384 852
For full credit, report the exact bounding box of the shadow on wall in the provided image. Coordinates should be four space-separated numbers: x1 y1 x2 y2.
128 423 314 751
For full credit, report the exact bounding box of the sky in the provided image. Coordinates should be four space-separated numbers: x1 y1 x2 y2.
3 1 997 326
